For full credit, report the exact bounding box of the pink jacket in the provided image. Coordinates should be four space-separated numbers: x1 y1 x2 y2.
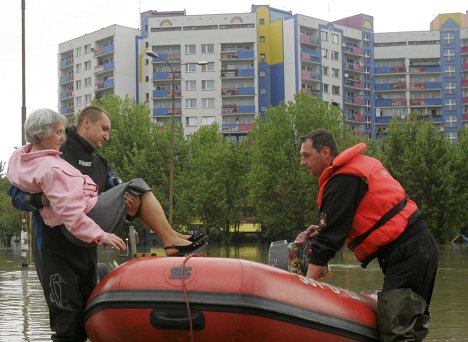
7 145 108 245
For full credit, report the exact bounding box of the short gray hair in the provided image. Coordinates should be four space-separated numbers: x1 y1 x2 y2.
25 108 67 144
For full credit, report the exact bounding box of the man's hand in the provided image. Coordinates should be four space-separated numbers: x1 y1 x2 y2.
306 224 321 239
104 233 127 250
124 192 141 217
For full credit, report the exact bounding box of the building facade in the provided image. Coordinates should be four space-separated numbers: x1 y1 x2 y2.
58 7 468 141
58 25 140 121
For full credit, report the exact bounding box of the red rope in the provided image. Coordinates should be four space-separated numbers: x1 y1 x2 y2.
181 253 204 342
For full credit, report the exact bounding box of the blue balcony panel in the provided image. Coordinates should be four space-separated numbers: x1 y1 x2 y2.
238 69 255 77
238 87 255 95
154 89 169 97
238 105 256 113
153 108 169 116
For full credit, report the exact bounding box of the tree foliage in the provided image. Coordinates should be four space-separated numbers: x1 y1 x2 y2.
176 125 250 239
247 93 357 240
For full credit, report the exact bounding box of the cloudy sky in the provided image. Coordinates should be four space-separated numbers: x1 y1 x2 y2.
1 0 466 167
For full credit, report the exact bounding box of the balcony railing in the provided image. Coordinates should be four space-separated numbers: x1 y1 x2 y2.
221 123 254 132
221 87 255 95
153 71 181 81
59 57 74 69
220 50 255 60
94 44 114 56
59 91 73 100
153 88 181 97
60 74 74 84
221 69 255 77
221 104 255 114
461 46 468 54
95 62 114 73
301 70 320 80
299 34 320 45
152 107 182 116
95 79 114 89
60 106 74 114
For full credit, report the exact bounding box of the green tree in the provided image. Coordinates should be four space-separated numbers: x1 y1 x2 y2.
247 93 356 240
0 167 22 246
378 119 459 242
176 125 250 240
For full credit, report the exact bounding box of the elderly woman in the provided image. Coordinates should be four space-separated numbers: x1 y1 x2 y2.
7 108 207 255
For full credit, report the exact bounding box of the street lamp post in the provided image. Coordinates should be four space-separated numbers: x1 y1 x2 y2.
145 51 207 226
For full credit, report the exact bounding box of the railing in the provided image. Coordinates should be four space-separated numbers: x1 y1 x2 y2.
461 46 468 54
221 123 254 132
408 66 441 73
374 65 405 74
220 50 255 60
60 74 74 84
59 91 73 100
153 71 181 80
301 70 320 80
299 34 320 45
95 62 114 73
60 106 74 114
152 107 182 116
94 44 114 56
221 87 255 95
60 57 73 68
95 79 114 89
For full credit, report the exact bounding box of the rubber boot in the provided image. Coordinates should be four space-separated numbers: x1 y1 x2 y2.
377 288 427 342
412 313 431 341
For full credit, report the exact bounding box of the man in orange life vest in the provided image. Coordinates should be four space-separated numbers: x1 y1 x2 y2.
300 129 438 341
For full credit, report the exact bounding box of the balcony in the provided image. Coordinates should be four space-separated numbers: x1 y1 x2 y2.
375 82 405 90
461 46 468 55
462 80 468 88
220 50 255 60
408 66 441 73
344 63 364 72
463 96 468 104
95 79 114 90
60 106 74 114
221 87 255 96
344 97 364 105
374 65 406 74
409 81 441 90
59 91 73 100
343 46 364 56
300 50 320 63
153 88 181 97
95 62 114 73
94 44 114 57
222 123 254 132
221 104 255 114
345 80 364 89
375 98 407 107
149 53 181 62
153 71 181 81
410 98 442 106
301 70 320 80
59 57 73 69
462 63 468 71
221 69 255 78
60 74 74 84
299 34 320 45
152 107 182 116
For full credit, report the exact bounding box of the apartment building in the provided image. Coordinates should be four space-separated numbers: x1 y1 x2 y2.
58 25 140 121
58 7 468 142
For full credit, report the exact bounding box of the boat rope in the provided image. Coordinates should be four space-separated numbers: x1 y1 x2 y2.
181 253 202 342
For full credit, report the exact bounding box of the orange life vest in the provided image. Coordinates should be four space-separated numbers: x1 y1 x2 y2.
317 143 418 263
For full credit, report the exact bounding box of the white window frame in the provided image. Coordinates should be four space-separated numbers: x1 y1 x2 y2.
186 98 197 108
202 62 215 72
185 44 196 55
201 116 216 125
201 44 214 54
185 80 196 90
202 80 215 90
186 116 197 127
202 98 215 108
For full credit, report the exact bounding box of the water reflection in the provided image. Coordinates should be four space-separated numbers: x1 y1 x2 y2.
0 244 467 341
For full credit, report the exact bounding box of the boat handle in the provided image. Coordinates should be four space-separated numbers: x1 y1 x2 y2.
150 310 205 330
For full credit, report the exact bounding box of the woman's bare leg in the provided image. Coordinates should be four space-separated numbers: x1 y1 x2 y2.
138 192 192 255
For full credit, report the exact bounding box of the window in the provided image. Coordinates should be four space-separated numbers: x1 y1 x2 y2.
75 47 82 57
323 84 329 93
76 96 82 105
260 88 266 95
444 48 455 61
202 80 215 90
202 98 215 108
185 44 196 55
445 115 457 128
259 36 265 42
260 105 267 112
259 18 265 25
446 132 457 144
331 51 339 61
260 53 265 60
75 80 82 89
332 68 339 78
445 82 456 95
365 116 372 128
323 66 329 76
321 31 328 41
185 63 196 72
76 63 82 73
185 80 196 90
365 99 371 112
331 34 339 44
186 116 197 127
202 62 215 72
84 94 92 103
443 32 454 44
322 49 328 58
444 65 455 77
201 44 214 53
332 85 340 95
84 44 92 54
84 60 91 71
201 116 216 125
84 77 92 87
186 98 197 108
444 98 456 111
259 71 266 77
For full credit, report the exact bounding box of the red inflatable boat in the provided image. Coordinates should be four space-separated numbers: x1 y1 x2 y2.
84 257 378 341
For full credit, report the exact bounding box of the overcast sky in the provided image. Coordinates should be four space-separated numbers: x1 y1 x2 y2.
1 0 467 167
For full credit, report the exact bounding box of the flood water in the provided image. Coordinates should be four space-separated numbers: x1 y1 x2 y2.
0 243 467 341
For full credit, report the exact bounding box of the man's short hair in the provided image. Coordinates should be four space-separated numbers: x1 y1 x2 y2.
300 129 339 157
76 106 111 128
